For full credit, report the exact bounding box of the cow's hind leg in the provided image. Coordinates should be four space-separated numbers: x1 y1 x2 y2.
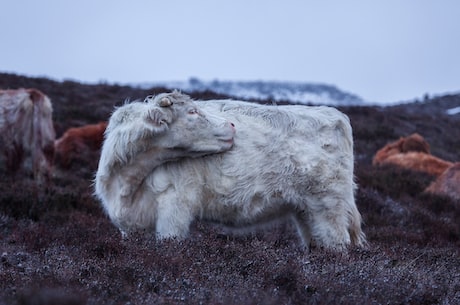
292 211 312 251
308 194 354 250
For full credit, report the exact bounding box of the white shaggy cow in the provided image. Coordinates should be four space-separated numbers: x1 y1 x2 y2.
0 88 55 183
95 91 365 250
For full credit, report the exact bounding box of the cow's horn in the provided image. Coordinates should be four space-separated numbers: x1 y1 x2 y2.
159 97 173 107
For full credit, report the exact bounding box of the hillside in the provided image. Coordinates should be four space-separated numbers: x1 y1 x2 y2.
0 73 459 305
146 78 365 106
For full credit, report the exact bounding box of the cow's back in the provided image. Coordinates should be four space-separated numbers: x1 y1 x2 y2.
155 101 355 224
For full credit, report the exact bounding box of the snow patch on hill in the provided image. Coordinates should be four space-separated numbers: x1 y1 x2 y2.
138 78 365 106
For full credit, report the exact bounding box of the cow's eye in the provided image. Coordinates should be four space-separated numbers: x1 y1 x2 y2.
188 109 198 115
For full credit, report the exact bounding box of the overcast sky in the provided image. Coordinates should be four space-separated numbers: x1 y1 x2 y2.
1 0 459 103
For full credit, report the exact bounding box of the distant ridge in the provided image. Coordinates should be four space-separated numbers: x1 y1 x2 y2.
140 78 365 106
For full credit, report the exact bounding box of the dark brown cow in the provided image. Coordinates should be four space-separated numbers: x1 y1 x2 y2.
0 89 55 183
54 122 107 168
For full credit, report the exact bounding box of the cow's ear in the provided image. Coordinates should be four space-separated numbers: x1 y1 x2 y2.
148 108 171 127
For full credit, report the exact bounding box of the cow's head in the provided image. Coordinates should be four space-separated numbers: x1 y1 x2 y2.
103 91 235 165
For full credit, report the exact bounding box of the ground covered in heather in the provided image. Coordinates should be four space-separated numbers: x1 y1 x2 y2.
1 73 459 305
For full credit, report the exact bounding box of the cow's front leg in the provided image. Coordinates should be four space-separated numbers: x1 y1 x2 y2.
155 193 194 240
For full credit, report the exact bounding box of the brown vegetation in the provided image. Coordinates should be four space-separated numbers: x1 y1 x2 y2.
1 73 459 305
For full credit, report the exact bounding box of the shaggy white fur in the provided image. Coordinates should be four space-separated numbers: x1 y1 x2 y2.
95 91 365 250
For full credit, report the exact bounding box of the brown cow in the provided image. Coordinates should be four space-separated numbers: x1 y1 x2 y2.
372 133 453 176
379 152 453 177
54 122 107 168
0 88 55 183
372 133 430 165
425 163 460 200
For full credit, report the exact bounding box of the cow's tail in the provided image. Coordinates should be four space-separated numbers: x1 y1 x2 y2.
336 112 367 247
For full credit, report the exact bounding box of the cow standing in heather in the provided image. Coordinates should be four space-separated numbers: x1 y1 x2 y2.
0 89 55 183
95 91 365 251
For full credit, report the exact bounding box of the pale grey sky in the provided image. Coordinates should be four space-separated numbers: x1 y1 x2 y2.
1 0 459 103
